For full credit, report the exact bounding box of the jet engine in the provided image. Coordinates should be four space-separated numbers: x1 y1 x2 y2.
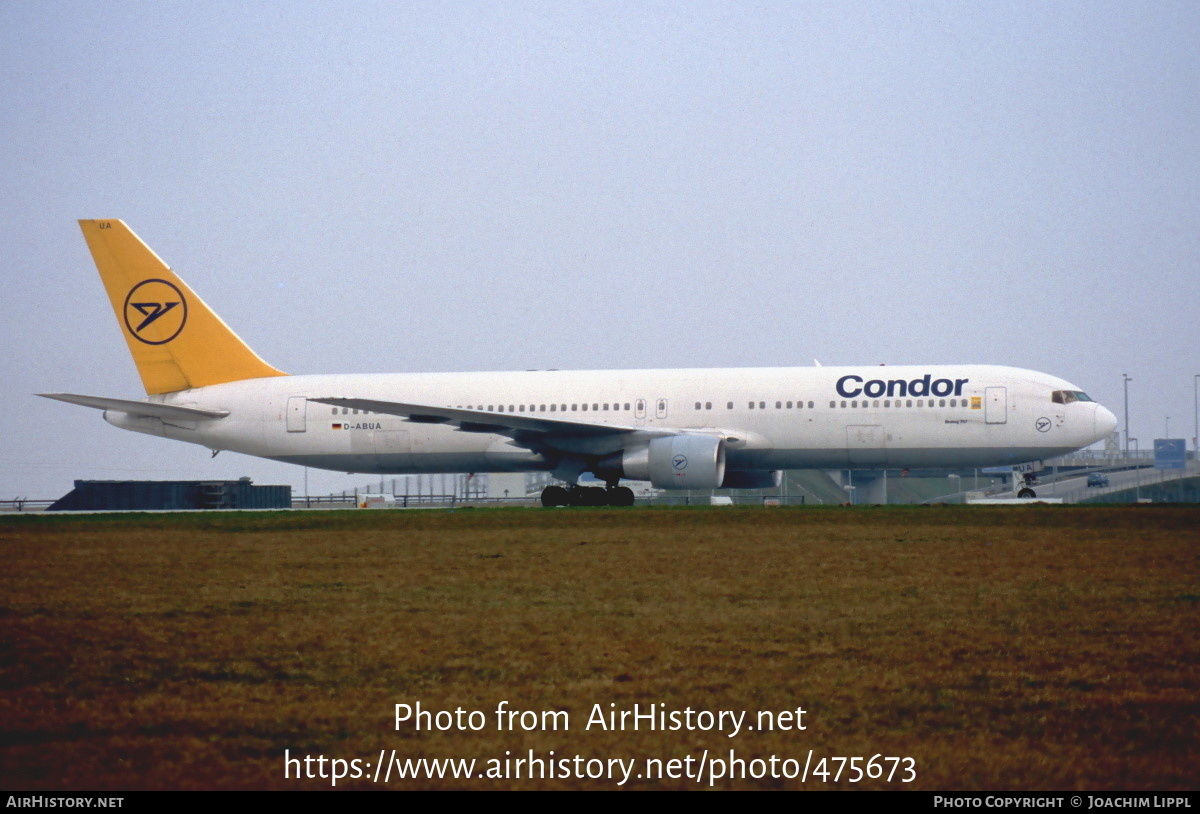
613 435 727 490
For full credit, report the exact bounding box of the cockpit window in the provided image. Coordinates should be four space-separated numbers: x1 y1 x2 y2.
1052 390 1093 404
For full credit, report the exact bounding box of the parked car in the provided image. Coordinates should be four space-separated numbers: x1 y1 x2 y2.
1087 472 1110 488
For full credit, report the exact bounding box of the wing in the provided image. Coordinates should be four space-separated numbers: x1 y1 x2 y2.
38 392 230 420
309 396 672 457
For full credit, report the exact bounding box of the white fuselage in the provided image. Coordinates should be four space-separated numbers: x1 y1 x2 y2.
103 364 1118 479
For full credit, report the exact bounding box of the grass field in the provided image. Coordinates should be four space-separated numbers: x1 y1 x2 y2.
1 506 1196 790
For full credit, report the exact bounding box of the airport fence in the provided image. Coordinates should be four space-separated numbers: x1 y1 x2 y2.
0 499 55 512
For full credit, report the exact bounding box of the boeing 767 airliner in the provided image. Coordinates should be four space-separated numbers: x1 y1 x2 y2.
41 220 1118 506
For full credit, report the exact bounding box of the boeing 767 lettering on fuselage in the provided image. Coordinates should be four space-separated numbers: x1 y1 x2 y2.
40 220 1118 506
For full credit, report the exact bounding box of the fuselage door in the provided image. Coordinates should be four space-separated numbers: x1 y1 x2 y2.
286 396 307 432
985 387 1007 424
846 424 886 466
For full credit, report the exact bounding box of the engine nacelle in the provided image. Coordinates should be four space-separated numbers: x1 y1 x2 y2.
721 469 782 489
616 435 727 490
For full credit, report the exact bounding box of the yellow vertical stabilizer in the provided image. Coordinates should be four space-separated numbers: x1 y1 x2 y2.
79 220 287 395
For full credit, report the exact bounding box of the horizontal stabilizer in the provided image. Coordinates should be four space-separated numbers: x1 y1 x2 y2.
38 393 230 420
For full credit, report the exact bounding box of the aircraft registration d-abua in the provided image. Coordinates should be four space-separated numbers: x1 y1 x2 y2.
42 220 1117 506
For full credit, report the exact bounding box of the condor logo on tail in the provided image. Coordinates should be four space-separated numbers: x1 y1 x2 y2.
123 279 187 345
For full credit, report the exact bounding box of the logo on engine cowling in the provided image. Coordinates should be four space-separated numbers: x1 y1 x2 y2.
672 455 688 471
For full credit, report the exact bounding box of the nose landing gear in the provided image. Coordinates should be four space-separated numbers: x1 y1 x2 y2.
1016 473 1037 499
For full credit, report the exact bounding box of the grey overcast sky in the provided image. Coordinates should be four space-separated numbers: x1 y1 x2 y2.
2 1 1197 500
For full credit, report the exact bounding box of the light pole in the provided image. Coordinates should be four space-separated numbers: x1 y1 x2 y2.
1123 373 1132 464
1165 416 1170 439
1193 374 1198 459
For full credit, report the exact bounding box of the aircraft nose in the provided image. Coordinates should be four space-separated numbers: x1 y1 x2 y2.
1095 404 1118 441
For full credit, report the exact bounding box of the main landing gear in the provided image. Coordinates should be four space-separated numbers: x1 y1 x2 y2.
541 485 636 507
1016 473 1037 499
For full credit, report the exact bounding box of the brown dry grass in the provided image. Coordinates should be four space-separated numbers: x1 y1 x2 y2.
0 506 1196 790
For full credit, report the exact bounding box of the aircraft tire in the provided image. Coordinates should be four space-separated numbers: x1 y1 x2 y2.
607 486 635 507
569 487 607 507
1017 488 1036 499
541 486 569 507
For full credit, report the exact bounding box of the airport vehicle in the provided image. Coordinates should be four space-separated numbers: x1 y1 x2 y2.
41 220 1119 506
1087 472 1110 488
